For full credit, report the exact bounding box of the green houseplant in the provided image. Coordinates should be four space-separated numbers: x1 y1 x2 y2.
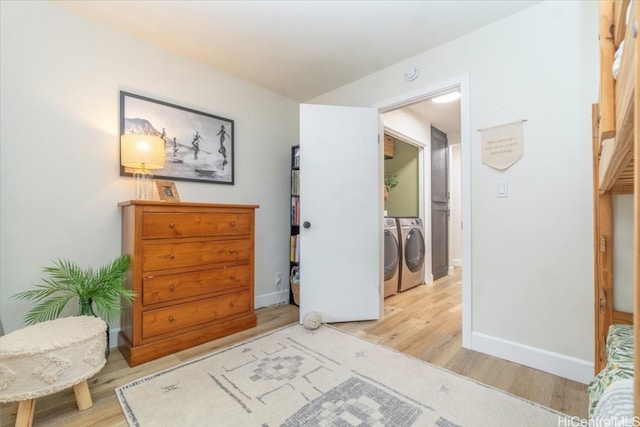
14 254 134 324
384 174 399 201
13 254 135 357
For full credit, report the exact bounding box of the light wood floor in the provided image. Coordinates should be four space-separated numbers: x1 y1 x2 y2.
1 268 587 425
336 268 588 419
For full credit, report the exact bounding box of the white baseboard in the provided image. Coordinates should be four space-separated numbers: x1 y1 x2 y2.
471 331 594 384
451 258 462 267
255 289 290 309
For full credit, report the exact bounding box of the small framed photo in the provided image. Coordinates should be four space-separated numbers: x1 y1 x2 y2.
155 180 180 202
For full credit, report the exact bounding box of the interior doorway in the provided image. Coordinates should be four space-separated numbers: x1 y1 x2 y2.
373 75 471 348
381 92 462 285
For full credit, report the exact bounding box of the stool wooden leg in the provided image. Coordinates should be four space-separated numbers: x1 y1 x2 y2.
72 380 93 410
15 399 35 427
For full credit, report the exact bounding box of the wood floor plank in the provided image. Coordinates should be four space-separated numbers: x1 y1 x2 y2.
0 270 587 426
366 269 587 419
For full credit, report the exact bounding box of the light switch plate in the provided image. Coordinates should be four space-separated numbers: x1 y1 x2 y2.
496 181 508 198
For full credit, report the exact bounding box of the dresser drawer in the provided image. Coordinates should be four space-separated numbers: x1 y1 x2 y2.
143 212 252 239
142 291 251 339
143 239 252 271
142 265 250 305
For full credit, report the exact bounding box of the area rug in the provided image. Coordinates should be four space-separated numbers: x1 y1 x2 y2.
115 324 563 426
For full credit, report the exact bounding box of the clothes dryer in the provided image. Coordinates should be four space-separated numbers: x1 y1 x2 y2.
383 217 400 297
396 217 425 291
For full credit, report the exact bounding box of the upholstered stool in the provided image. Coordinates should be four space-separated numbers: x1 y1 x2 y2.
0 316 107 427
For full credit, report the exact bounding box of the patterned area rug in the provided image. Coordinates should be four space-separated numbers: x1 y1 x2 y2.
115 324 562 426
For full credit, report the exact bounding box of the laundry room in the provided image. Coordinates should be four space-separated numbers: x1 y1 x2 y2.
382 93 463 299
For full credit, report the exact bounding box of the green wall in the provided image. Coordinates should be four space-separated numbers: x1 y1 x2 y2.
384 136 419 217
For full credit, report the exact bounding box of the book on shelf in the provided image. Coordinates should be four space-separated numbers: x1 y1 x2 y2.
293 146 300 168
291 170 299 196
290 234 299 263
291 197 299 225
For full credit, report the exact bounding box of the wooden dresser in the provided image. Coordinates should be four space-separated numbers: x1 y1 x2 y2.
118 201 259 366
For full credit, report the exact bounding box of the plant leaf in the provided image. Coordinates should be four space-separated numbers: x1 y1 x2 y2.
14 254 135 325
22 295 74 324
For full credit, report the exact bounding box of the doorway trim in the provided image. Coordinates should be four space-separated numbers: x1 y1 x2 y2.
374 74 472 349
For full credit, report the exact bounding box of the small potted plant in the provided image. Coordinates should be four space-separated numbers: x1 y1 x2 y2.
13 254 135 357
384 174 399 201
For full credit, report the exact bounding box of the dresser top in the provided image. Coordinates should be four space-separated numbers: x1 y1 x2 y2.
118 200 259 209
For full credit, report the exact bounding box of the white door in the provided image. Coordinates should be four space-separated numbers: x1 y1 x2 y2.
299 104 382 323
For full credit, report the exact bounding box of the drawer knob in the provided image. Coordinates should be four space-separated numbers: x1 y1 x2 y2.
169 284 175 291
229 301 235 308
229 221 236 227
168 253 175 260
229 249 236 254
168 316 175 323
230 275 236 280
169 222 175 228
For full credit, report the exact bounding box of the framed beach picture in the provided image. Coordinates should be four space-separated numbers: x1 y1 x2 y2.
155 180 180 202
120 91 234 185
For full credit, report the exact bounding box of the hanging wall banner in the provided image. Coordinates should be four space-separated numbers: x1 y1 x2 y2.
480 121 524 170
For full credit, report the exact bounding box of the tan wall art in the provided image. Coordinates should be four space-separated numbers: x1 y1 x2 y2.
480 120 525 170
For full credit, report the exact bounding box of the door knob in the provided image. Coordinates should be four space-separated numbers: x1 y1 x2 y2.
303 221 311 229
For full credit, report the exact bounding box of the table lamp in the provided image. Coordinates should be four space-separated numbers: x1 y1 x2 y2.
120 134 165 200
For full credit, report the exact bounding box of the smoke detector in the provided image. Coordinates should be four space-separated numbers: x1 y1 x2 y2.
404 66 420 81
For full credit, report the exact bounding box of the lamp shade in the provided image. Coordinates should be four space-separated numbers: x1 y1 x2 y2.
120 134 165 169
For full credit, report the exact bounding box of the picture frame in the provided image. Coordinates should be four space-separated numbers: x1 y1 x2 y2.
155 179 180 202
120 91 234 185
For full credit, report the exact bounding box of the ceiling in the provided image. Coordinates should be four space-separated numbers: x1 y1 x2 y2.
402 97 461 137
52 0 541 102
51 1 541 136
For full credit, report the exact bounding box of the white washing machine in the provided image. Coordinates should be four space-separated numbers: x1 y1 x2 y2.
383 217 400 297
396 217 425 292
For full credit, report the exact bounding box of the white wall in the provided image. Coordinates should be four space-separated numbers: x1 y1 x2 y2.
312 1 598 382
0 2 298 336
383 109 431 144
613 195 634 312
